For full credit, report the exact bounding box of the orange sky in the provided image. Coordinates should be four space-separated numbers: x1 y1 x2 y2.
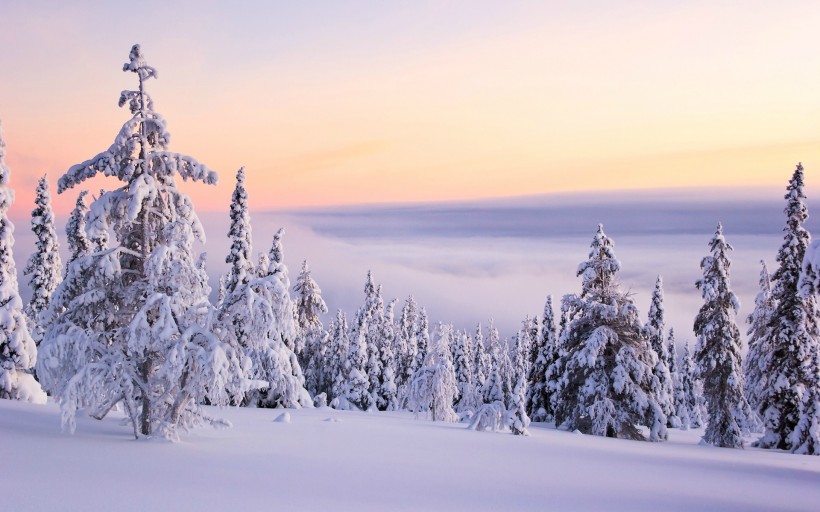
1 1 819 217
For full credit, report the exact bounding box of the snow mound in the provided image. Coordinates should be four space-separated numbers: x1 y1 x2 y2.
273 412 291 424
15 373 47 404
324 417 341 423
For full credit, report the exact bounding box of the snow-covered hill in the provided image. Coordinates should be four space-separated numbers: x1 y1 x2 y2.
2 400 818 512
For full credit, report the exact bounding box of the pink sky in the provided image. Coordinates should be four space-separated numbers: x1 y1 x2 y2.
1 1 820 217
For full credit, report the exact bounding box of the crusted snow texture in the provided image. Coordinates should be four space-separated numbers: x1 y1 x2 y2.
693 223 756 448
0 119 43 403
526 296 558 422
36 45 245 439
24 176 63 346
404 323 458 422
754 164 820 452
554 225 667 442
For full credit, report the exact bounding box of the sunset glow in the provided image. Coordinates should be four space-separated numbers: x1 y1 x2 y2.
1 1 819 216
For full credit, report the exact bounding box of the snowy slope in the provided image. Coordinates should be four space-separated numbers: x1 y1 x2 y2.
1 400 818 512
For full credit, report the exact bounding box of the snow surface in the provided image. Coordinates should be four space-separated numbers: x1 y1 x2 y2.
2 400 818 511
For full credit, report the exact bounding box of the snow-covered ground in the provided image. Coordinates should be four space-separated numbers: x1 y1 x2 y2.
2 400 818 512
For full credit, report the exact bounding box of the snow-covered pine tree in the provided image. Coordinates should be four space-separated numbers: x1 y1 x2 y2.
224 167 254 297
365 283 386 409
24 175 63 346
412 306 430 377
668 329 690 430
473 322 489 393
509 373 531 436
377 299 399 411
755 164 820 451
394 295 418 393
64 190 91 274
744 260 775 412
554 224 667 441
405 322 458 422
453 328 479 412
527 295 557 421
344 290 373 410
645 276 677 427
293 260 329 397
0 120 44 403
246 230 310 409
679 340 703 428
328 309 350 406
37 45 245 437
693 223 752 448
788 245 820 455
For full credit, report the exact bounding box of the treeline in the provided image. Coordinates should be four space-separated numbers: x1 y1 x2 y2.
0 45 817 455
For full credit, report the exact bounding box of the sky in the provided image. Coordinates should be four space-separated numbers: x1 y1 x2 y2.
2 2 820 342
1 1 820 216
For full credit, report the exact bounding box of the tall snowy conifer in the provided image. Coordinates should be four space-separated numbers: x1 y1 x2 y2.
328 310 350 405
645 276 677 427
224 167 254 295
405 322 458 422
294 260 328 396
24 175 63 345
744 260 775 412
527 295 557 421
37 45 245 438
668 329 690 430
0 120 43 403
394 295 418 392
454 328 479 412
693 223 752 448
555 225 667 441
679 340 703 428
755 164 820 451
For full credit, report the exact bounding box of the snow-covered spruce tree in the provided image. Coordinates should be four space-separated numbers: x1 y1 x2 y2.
555 225 667 441
244 230 310 409
412 306 430 379
693 223 753 448
377 299 399 411
365 283 386 409
0 120 44 403
788 245 820 454
328 309 350 406
405 322 458 422
679 340 703 428
454 328 479 412
394 295 418 393
755 164 820 451
788 342 820 455
64 190 91 274
509 373 531 435
293 260 328 397
343 296 372 411
473 322 489 393
645 275 677 427
223 167 254 296
37 45 246 438
526 296 557 421
744 260 775 412
24 175 63 346
668 329 690 430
